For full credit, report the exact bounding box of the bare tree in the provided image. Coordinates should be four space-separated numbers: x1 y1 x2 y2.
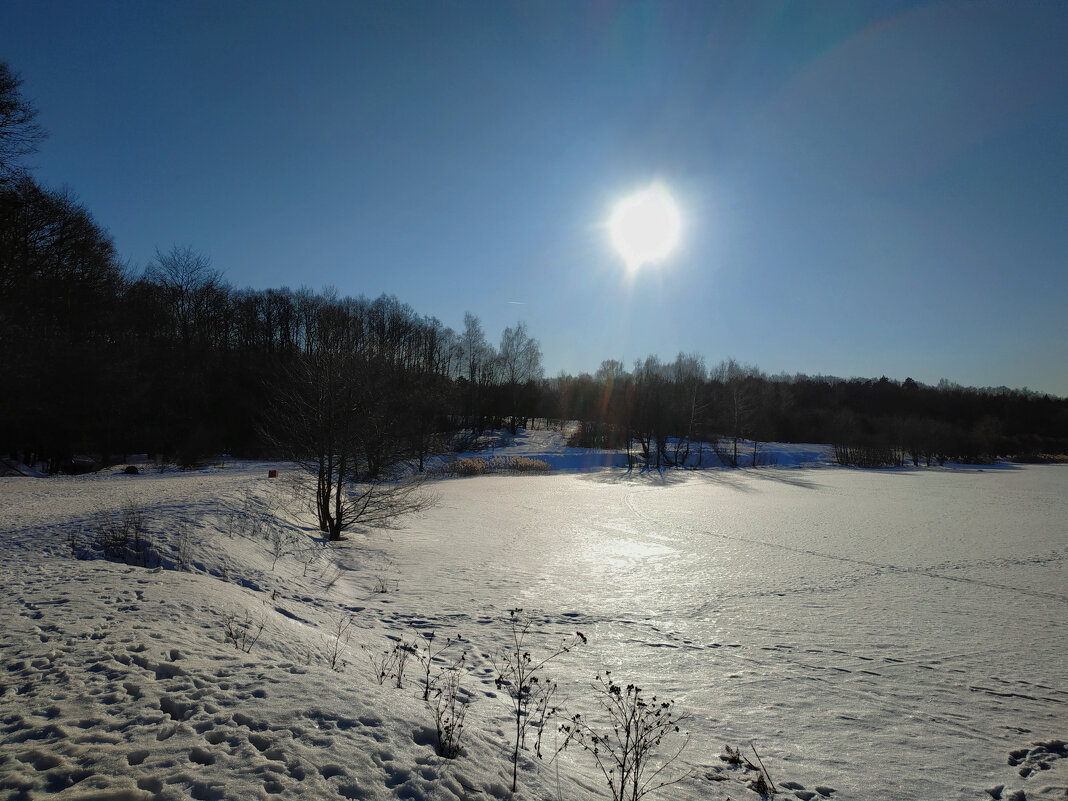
667 353 707 466
144 245 226 350
266 347 432 541
0 63 46 183
711 359 764 467
630 356 670 469
459 312 497 433
498 321 543 434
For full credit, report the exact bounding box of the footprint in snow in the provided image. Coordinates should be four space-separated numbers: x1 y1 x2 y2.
188 746 217 766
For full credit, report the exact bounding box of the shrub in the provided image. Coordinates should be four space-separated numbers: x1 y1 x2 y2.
1011 452 1068 464
77 497 160 567
371 575 398 594
429 660 468 759
223 487 314 570
720 744 744 766
372 626 470 758
441 457 489 477
719 743 777 796
567 421 627 449
504 456 552 473
409 627 464 703
267 523 304 571
366 639 416 687
563 673 689 801
439 456 551 477
323 614 354 671
175 524 192 571
494 609 586 794
832 442 905 468
223 607 265 653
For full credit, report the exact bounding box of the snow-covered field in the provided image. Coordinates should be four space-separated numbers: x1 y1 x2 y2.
1 433 1065 801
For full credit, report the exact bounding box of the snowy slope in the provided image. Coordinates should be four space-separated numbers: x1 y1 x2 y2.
1 434 1065 801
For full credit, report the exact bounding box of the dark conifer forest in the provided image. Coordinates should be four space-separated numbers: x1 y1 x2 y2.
2 61 1066 473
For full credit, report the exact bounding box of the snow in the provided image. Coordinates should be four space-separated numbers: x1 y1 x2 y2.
1 432 1065 801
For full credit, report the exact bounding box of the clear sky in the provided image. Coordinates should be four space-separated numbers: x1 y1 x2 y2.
3 1 1067 395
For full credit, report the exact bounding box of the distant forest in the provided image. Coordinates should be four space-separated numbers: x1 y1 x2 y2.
3 61 1067 473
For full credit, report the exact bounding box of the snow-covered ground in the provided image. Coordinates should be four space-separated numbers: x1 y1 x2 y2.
1 432 1065 801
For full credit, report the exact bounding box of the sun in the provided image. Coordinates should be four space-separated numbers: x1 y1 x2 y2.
608 182 681 270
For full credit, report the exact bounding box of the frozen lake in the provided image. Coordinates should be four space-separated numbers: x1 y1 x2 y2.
366 465 1068 800
1 459 1064 800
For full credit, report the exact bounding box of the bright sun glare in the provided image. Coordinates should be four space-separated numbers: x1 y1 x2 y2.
608 182 681 270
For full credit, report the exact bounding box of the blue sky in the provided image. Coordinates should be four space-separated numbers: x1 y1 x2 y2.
3 1 1066 395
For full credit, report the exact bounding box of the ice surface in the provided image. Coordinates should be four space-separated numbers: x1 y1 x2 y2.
0 438 1065 800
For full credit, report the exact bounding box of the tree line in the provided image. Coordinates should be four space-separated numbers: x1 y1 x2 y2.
545 358 1068 468
0 228 545 471
3 61 1066 476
